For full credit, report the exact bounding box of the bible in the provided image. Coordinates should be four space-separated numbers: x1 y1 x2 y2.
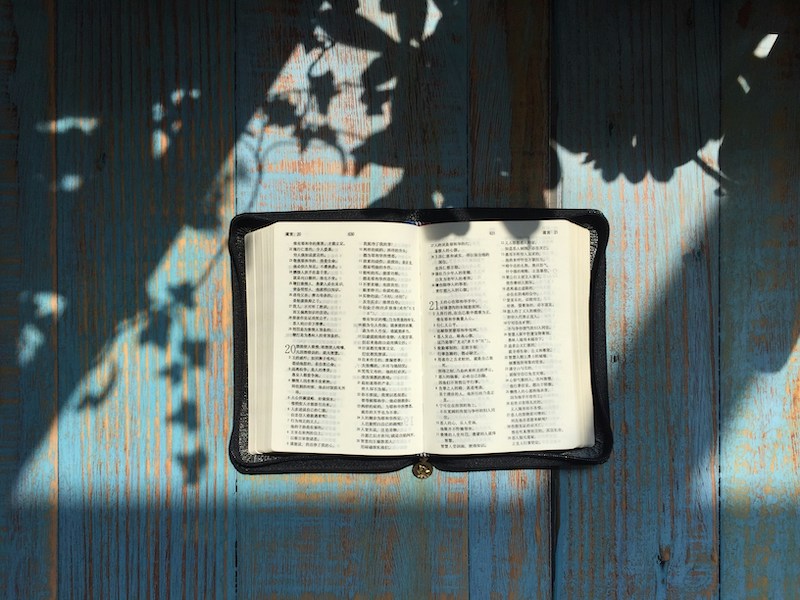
229 208 611 474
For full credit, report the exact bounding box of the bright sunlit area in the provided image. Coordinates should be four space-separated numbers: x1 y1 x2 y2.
3 0 798 598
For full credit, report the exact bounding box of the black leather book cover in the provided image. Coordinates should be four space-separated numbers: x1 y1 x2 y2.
228 208 612 475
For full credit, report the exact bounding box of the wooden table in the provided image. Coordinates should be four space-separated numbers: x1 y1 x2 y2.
2 1 798 597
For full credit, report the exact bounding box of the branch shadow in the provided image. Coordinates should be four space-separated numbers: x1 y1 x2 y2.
4 0 799 595
550 0 799 592
8 0 282 494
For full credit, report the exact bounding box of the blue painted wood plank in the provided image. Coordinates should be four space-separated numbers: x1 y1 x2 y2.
49 1 237 597
232 1 477 597
236 472 472 597
466 2 553 598
234 0 469 213
552 1 720 597
719 2 800 596
468 470 552 599
468 0 551 209
2 1 59 598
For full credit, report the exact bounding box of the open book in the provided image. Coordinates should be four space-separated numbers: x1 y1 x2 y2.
237 211 606 465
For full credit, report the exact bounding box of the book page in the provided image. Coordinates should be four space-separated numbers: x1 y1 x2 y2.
420 219 593 454
255 221 424 456
246 226 276 454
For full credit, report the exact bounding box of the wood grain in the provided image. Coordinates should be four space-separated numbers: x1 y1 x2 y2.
4 0 800 597
469 0 551 208
2 1 59 598
232 2 554 597
467 1 553 597
232 2 473 597
50 0 237 597
552 1 720 596
720 1 800 596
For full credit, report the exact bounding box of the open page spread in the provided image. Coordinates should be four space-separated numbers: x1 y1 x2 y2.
244 218 594 457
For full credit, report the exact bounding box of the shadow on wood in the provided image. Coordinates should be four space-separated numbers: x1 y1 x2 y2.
3 0 799 597
550 0 799 595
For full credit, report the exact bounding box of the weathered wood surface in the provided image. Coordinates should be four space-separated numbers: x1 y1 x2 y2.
3 1 58 598
233 2 551 596
1 0 798 598
553 1 721 597
719 2 800 597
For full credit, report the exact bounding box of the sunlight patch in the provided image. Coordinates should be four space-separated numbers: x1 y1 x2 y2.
17 291 66 366
52 174 83 192
35 116 100 135
722 373 800 508
234 32 405 210
17 323 44 367
355 0 441 45
737 75 751 94
552 137 722 326
152 102 166 122
150 89 200 158
152 129 170 159
357 0 400 43
32 292 66 318
374 76 397 92
423 0 443 40
753 33 778 59
171 88 201 104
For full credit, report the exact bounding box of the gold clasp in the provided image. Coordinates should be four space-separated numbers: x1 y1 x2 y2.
412 456 433 479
